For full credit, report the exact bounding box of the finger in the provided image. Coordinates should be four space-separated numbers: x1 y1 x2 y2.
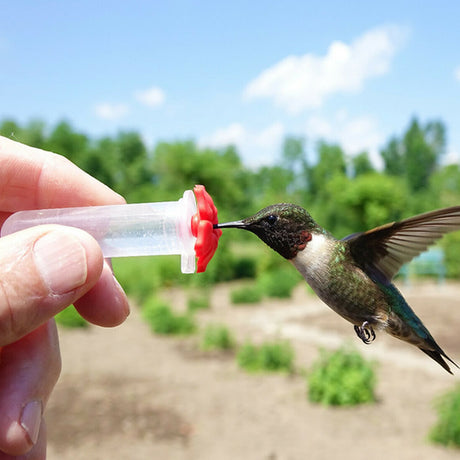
0 422 46 460
0 213 11 229
0 420 47 460
0 321 60 456
0 136 125 213
0 225 103 346
74 260 130 327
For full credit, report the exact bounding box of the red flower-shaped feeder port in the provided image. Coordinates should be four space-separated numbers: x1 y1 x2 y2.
191 185 222 273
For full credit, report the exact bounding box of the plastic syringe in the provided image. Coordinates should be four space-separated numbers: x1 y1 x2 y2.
0 186 222 274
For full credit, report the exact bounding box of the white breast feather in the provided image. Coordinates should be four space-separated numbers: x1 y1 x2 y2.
290 233 332 285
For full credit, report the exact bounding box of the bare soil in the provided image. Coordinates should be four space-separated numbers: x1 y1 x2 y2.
46 281 460 460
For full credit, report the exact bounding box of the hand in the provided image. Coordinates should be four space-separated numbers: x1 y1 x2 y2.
0 136 130 458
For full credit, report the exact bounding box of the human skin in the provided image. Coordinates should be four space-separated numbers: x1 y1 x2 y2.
0 136 130 458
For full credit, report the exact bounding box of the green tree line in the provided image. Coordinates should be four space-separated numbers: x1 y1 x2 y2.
2 116 460 276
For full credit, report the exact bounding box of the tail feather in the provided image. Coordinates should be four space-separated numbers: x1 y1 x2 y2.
419 347 459 375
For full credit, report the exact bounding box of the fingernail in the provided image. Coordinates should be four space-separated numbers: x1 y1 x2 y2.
104 261 130 318
20 400 42 445
113 274 130 318
34 231 88 294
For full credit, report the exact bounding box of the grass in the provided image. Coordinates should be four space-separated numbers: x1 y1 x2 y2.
142 296 196 335
257 268 301 298
55 305 88 328
429 384 460 448
230 285 263 304
307 346 377 406
113 256 192 302
200 324 235 351
237 340 294 373
230 265 302 305
187 292 211 312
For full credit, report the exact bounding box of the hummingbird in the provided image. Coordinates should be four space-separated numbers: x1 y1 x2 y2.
215 204 460 374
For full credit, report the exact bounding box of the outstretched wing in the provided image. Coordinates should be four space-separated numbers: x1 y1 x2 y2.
345 206 460 282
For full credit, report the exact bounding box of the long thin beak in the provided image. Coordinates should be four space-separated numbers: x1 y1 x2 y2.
214 220 247 229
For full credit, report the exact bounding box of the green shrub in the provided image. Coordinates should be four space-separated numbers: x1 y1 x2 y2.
154 256 191 287
237 340 294 373
429 385 460 448
258 341 295 372
230 285 263 304
236 342 260 371
307 346 376 406
257 268 301 298
55 305 88 328
187 292 211 312
233 256 257 279
113 257 161 302
442 232 460 278
201 324 235 351
113 256 193 301
256 247 284 273
142 297 195 335
194 241 237 285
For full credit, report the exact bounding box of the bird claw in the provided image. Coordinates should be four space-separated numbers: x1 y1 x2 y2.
354 321 376 344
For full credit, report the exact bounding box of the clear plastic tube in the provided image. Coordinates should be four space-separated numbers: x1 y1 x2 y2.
1 190 198 273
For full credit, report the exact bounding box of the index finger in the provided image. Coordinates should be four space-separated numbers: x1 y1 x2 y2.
0 136 125 216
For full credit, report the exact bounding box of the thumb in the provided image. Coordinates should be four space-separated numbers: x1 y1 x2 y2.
0 225 104 346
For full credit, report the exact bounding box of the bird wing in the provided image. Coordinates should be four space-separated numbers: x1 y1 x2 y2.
344 206 460 282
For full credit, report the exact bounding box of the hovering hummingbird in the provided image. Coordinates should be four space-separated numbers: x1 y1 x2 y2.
215 205 460 374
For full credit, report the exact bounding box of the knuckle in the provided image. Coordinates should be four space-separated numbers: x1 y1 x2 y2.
0 278 17 345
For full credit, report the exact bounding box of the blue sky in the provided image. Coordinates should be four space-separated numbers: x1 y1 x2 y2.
1 1 460 168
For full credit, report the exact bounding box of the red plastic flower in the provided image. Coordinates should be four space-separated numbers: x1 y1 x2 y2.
191 185 222 273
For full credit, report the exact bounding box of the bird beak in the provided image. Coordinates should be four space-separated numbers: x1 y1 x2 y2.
214 220 247 229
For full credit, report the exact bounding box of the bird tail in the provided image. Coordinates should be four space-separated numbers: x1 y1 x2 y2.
419 347 459 375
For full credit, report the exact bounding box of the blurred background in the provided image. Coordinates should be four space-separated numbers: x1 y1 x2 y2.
2 1 460 459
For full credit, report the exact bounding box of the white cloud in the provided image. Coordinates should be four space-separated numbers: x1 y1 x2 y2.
199 122 246 147
306 112 384 168
93 86 164 120
442 146 460 165
254 122 285 151
304 115 334 139
244 24 408 113
199 122 285 167
94 103 129 120
134 86 165 108
454 65 460 82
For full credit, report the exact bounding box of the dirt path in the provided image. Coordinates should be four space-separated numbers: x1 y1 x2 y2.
46 281 460 460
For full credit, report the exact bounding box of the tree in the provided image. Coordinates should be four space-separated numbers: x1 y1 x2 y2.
425 120 446 159
404 118 437 192
282 136 307 171
45 121 89 166
430 164 460 208
281 135 309 198
151 141 250 218
313 172 408 238
381 137 404 176
309 141 346 197
84 137 120 190
351 151 374 177
251 165 295 206
0 119 22 139
381 117 446 193
114 131 151 200
21 119 46 150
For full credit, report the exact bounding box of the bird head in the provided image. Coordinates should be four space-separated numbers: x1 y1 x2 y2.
215 203 321 259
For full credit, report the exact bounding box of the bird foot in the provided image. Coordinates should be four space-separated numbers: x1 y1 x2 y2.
354 321 376 344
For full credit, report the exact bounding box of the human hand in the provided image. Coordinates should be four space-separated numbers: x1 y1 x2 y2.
0 136 130 458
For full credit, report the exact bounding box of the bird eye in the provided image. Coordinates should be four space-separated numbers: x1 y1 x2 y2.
266 215 278 225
